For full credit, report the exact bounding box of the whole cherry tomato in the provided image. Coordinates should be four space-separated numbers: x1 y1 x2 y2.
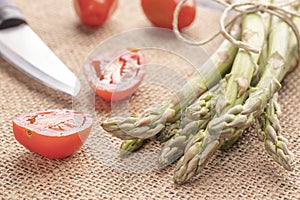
13 110 93 159
74 0 117 26
84 49 146 101
141 0 196 30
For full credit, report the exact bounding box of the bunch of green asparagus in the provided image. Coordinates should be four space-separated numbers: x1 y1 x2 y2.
101 0 299 184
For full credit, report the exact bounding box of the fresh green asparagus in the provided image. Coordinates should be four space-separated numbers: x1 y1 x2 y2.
226 7 300 156
158 80 226 167
207 19 296 154
101 0 299 186
119 120 181 158
220 0 299 151
101 24 241 140
120 138 146 158
185 81 226 121
119 84 222 158
257 93 295 170
156 120 181 143
174 4 299 183
174 12 266 184
215 6 273 151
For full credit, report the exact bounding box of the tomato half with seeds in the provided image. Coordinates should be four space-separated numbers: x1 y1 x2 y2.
13 110 93 159
141 0 196 30
84 49 146 101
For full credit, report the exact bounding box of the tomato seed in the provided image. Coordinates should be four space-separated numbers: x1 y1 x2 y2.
26 129 32 137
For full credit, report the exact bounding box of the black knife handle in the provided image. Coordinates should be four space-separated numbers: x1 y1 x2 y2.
0 0 26 29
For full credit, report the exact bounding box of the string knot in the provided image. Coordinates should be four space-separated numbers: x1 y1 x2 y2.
257 3 268 13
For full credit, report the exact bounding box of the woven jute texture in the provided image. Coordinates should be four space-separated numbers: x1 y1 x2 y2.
1 0 300 199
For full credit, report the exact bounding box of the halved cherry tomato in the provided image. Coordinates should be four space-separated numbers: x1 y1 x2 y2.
74 0 117 26
13 110 93 159
141 0 196 30
84 49 146 101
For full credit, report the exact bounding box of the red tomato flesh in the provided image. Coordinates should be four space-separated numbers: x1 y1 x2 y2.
13 110 93 159
141 0 196 30
74 0 117 26
84 49 146 101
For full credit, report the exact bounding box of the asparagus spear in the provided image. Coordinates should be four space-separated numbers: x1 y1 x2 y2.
221 25 271 150
120 118 183 157
121 76 227 158
209 16 298 158
255 5 298 166
158 80 226 167
119 138 146 158
159 0 273 155
174 12 266 184
185 80 226 121
119 120 181 158
156 120 181 143
174 3 298 183
251 7 272 86
119 83 222 158
257 93 295 170
101 24 241 140
222 7 300 151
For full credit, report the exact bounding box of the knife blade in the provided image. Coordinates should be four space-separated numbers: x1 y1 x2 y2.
197 0 225 11
0 0 80 96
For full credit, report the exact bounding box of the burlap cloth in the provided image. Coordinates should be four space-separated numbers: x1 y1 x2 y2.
1 0 299 199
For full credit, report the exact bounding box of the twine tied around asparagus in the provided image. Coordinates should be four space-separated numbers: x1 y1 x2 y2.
173 0 300 56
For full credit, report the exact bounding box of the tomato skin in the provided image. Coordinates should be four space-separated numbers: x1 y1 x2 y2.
74 0 117 26
84 49 146 101
141 0 196 30
13 110 93 159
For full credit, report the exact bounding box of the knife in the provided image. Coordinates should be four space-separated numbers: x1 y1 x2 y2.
197 0 225 11
0 0 80 96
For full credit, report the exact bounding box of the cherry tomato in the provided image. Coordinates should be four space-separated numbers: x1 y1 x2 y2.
141 0 196 30
74 0 117 26
84 49 146 101
13 110 93 159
